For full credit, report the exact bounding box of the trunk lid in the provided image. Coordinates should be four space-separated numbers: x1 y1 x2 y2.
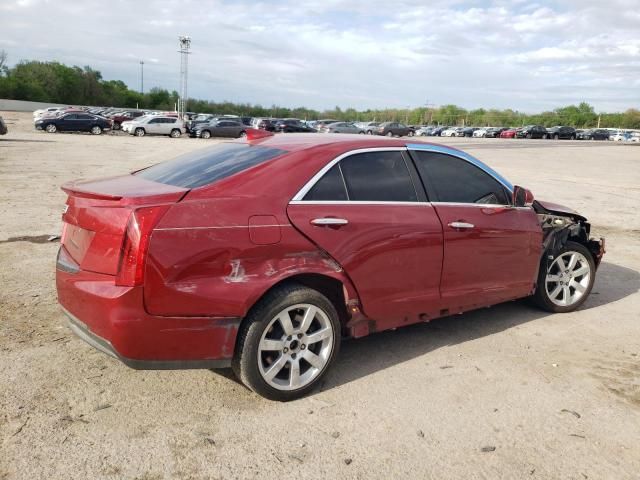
61 174 188 275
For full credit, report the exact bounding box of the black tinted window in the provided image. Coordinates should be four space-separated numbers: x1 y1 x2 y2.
414 151 508 204
340 151 417 202
304 165 347 201
135 143 286 188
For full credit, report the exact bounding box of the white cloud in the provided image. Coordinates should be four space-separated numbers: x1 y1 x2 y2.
0 0 637 111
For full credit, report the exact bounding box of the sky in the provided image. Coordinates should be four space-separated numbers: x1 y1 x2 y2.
1 0 639 112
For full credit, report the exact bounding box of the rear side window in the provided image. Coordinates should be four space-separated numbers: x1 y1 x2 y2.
305 165 347 201
413 151 508 205
135 143 286 189
342 151 417 201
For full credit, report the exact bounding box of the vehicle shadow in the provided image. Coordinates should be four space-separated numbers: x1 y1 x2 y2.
323 261 639 392
0 138 55 143
212 261 640 395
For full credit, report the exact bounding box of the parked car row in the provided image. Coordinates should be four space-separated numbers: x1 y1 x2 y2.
31 106 640 142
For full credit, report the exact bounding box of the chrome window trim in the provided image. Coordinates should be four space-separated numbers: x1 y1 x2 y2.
291 147 407 201
289 200 427 206
406 143 514 193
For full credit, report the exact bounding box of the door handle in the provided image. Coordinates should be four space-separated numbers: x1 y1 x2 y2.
311 218 349 226
448 221 474 229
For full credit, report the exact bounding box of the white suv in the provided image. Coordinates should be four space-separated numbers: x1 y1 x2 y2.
127 116 185 138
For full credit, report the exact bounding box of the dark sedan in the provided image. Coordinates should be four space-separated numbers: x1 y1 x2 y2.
577 129 610 140
547 126 577 140
35 113 112 135
376 122 414 137
485 127 508 138
191 120 247 139
275 119 316 133
516 125 548 139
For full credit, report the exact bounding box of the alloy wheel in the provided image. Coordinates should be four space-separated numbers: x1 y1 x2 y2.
545 251 591 307
257 304 334 391
45 124 57 133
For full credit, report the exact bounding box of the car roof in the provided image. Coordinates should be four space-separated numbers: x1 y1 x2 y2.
246 133 456 153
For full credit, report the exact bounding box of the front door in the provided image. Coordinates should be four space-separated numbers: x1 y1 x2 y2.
410 149 542 311
287 149 444 330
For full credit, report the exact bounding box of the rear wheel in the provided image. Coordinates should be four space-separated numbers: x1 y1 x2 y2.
407 130 414 137
134 127 145 137
532 241 595 313
232 284 341 401
45 124 57 133
366 130 373 135
239 131 247 138
170 129 181 138
90 125 102 135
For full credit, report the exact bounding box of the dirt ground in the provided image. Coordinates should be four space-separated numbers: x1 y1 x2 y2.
1 111 639 480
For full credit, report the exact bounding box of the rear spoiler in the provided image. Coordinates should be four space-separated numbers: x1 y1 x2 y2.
62 182 123 201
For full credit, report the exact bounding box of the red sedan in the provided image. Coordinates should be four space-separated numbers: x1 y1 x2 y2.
500 128 518 138
57 132 605 400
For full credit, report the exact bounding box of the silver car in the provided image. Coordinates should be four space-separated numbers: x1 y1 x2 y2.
127 116 185 138
322 122 364 134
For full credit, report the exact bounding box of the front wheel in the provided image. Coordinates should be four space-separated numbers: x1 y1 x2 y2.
134 128 145 137
238 131 247 138
386 131 394 137
170 129 181 138
532 241 595 313
407 130 414 137
45 124 57 133
200 130 211 139
232 284 341 401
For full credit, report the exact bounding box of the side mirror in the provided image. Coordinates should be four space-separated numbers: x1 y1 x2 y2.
513 185 534 207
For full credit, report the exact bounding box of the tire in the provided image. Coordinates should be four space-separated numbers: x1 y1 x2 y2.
232 283 341 401
526 133 532 139
386 131 394 137
407 130 414 137
358 131 365 135
113 122 121 130
200 130 211 139
170 129 181 138
554 134 559 140
366 130 373 135
238 131 247 138
532 241 596 313
134 128 145 137
45 124 57 133
90 125 102 135
571 134 576 140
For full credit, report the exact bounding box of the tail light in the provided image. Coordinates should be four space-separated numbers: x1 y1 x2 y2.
115 205 170 286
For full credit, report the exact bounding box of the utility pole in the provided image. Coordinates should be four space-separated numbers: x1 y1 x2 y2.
139 60 144 94
178 35 191 118
597 114 601 128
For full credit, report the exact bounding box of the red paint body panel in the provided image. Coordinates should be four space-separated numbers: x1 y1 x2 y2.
56 254 238 362
287 203 444 328
433 204 543 309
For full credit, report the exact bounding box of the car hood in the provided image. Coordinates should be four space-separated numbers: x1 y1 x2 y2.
535 199 586 221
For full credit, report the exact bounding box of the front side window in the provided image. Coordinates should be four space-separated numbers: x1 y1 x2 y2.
413 151 508 205
303 151 418 202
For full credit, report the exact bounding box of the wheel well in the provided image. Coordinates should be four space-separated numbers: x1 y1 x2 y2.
248 274 350 333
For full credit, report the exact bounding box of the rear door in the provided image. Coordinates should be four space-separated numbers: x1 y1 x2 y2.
287 148 444 329
410 148 542 311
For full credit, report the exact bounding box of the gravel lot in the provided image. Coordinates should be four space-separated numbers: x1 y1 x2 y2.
1 111 639 479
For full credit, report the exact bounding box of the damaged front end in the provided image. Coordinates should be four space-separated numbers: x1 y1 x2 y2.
534 200 605 269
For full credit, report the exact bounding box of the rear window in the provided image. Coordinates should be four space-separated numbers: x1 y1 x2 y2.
135 143 286 189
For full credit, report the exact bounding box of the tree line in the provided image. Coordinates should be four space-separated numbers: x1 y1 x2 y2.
0 55 638 129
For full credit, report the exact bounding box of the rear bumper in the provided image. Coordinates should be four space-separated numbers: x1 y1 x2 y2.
63 308 232 369
56 247 239 369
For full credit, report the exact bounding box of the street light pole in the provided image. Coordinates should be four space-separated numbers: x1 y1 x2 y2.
140 60 144 94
